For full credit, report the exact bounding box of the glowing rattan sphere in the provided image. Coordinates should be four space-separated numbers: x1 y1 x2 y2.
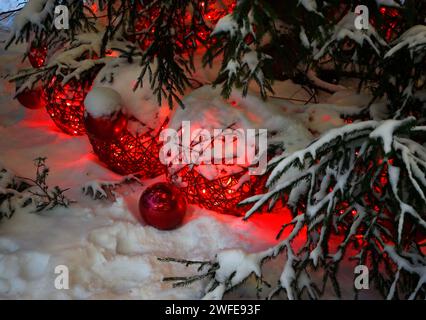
28 40 47 68
168 165 264 216
86 118 168 177
44 77 92 136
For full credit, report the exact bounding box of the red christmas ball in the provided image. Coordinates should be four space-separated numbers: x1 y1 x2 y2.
138 182 187 230
84 111 128 142
15 86 46 110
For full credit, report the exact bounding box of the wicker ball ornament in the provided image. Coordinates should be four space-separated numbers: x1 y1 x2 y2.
44 77 92 135
164 85 313 215
28 40 47 68
378 7 402 41
86 119 168 176
169 165 265 216
84 87 168 177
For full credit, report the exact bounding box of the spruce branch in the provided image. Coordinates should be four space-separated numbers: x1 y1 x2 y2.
161 119 426 300
17 157 73 212
1 158 73 222
82 174 143 201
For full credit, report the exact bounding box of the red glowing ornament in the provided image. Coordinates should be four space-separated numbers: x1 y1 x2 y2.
28 40 47 68
162 86 286 216
138 182 187 230
84 86 167 177
377 6 402 41
15 84 46 110
44 77 92 135
193 0 236 48
84 111 128 142
129 0 235 52
168 166 263 216
87 118 168 176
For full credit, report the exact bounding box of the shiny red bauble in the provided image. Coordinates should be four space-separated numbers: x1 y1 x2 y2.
28 41 47 68
15 86 46 110
84 111 128 142
138 182 187 230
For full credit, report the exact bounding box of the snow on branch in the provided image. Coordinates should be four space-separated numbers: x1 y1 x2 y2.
379 25 426 119
82 174 143 202
314 12 387 61
161 118 426 300
384 25 426 58
10 32 129 95
6 0 96 48
298 0 319 14
9 0 55 41
205 1 275 99
0 157 73 222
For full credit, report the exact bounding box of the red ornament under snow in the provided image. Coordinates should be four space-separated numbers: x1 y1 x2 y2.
87 123 167 176
15 84 46 110
84 86 168 177
138 182 187 230
28 40 47 68
164 86 312 215
84 111 128 142
44 76 92 135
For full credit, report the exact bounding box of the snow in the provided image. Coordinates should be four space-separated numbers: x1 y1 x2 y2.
369 119 407 154
84 87 122 118
2 28 276 299
242 51 260 72
279 257 296 299
0 0 24 28
0 26 388 300
298 0 318 13
314 12 386 60
384 25 426 58
202 283 225 300
384 245 426 300
299 27 310 48
267 120 378 186
166 85 313 180
376 0 404 7
0 70 287 298
93 58 171 135
224 59 239 79
215 249 261 286
307 69 347 93
11 0 55 40
191 52 223 85
211 14 238 37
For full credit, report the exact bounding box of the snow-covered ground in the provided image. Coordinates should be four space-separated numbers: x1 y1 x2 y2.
0 28 381 299
0 86 288 299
